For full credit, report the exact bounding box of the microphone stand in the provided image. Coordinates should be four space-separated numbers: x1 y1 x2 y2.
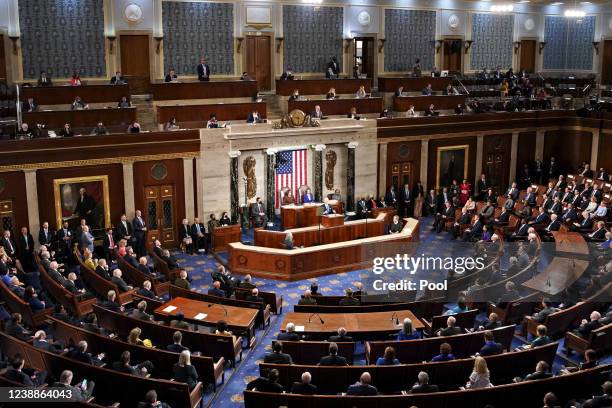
390 311 400 325
208 303 228 317
308 313 325 324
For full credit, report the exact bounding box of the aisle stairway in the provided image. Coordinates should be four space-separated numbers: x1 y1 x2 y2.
260 94 283 120
132 94 158 131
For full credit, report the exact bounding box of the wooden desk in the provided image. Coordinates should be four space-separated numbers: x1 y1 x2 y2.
212 224 241 253
275 78 372 96
281 203 341 229
280 309 423 337
393 95 466 111
255 215 386 249
157 102 267 124
21 84 130 105
378 76 454 92
321 214 344 227
23 107 137 129
551 231 589 255
154 296 258 341
371 207 396 222
229 218 419 280
522 257 589 296
151 80 258 101
288 97 384 116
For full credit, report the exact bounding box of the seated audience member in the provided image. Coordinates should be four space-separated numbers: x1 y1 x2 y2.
58 123 75 137
99 290 124 313
167 331 189 353
424 104 437 116
347 372 378 396
283 231 294 250
478 312 502 331
465 356 492 389
23 286 46 312
397 318 421 340
531 325 551 347
542 392 557 408
214 320 233 337
264 342 293 364
389 215 403 233
164 68 178 83
118 96 131 108
37 71 53 86
410 371 439 393
238 274 256 290
137 280 162 300
138 390 171 408
406 104 417 117
16 122 34 139
71 96 88 110
278 322 300 341
111 268 133 292
531 298 557 323
219 211 231 226
522 361 552 381
165 117 179 131
110 71 126 85
297 289 317 305
318 342 348 366
129 300 153 321
288 89 300 101
445 297 468 315
479 330 502 356
240 72 251 80
174 269 191 290
5 313 32 341
290 371 318 395
246 368 283 393
376 346 400 365
68 340 105 366
71 72 82 86
280 67 294 80
172 350 199 390
355 85 367 98
90 122 109 136
347 106 360 120
128 121 141 133
432 342 456 362
329 327 353 342
170 313 190 330
33 330 63 353
326 87 336 99
339 288 360 306
455 104 464 114
52 369 95 401
582 381 612 408
207 280 225 297
22 97 38 112
437 316 462 337
422 83 433 95
111 350 153 377
5 355 46 386
576 311 602 338
207 114 222 128
247 110 263 124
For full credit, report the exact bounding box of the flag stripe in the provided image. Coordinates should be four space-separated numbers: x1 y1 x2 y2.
275 149 308 209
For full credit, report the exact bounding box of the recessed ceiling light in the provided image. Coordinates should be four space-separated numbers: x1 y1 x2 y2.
519 1 530 3
550 2 564 5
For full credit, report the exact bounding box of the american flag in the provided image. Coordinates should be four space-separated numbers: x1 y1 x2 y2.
275 149 308 208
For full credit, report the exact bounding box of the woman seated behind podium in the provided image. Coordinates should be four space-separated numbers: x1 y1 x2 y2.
71 96 88 110
165 117 180 131
219 212 231 226
118 96 131 108
128 121 141 133
288 89 300 101
326 87 337 100
283 232 294 250
282 190 295 205
355 85 367 99
347 107 360 120
70 72 82 86
389 215 403 234
164 68 178 83
397 318 421 340
58 123 75 138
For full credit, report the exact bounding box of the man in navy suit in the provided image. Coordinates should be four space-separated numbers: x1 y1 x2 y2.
208 280 226 298
347 372 378 396
462 214 483 241
38 221 55 248
511 219 530 240
132 210 147 257
478 330 502 356
529 207 549 227
505 182 519 201
277 322 300 341
561 204 578 223
302 188 314 203
116 214 132 242
523 187 537 207
197 58 210 81
385 186 398 207
322 198 335 215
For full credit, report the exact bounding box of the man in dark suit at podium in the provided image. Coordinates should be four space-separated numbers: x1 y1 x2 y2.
197 58 210 81
322 198 335 215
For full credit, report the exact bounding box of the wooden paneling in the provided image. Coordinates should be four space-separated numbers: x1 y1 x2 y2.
520 40 536 73
544 130 592 174
386 141 421 191
443 39 462 72
157 102 267 124
517 131 537 173
245 35 271 91
377 77 454 92
36 164 124 230
428 136 477 190
393 95 466 112
288 98 383 115
133 159 185 248
0 171 28 232
23 107 136 129
21 84 130 105
602 40 612 86
0 34 7 80
598 132 612 173
120 35 150 94
275 78 372 96
482 133 512 193
151 81 258 100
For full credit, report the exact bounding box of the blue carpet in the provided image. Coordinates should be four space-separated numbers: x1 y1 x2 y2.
169 216 609 407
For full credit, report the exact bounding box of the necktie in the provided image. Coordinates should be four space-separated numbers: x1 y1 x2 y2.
24 237 28 251
196 224 200 233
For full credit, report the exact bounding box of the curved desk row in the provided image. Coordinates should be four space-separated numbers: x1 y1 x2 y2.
228 218 419 280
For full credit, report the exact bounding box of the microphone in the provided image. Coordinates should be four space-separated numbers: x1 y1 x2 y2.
390 311 400 325
308 313 325 324
207 303 228 316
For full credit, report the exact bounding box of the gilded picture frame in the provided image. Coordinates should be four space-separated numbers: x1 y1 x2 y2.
436 145 469 188
53 175 111 231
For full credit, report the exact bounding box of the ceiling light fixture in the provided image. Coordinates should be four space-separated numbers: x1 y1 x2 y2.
564 8 585 17
490 4 514 12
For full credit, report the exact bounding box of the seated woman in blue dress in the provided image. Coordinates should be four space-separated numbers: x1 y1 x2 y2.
376 346 400 365
397 318 421 340
432 342 456 362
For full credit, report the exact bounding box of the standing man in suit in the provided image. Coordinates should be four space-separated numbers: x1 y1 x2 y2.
190 217 207 254
321 198 335 215
356 197 369 219
385 186 398 208
80 226 94 253
38 221 55 248
56 221 72 261
250 197 267 227
116 214 132 243
37 71 53 86
16 227 35 270
400 183 412 218
197 58 210 81
477 174 488 201
132 210 147 257
102 228 116 262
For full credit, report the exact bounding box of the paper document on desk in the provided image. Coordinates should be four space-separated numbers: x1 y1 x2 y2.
294 326 305 332
162 305 177 313
194 313 208 320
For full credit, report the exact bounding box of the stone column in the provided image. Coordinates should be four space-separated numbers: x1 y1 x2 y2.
535 130 545 161
265 149 276 222
183 158 195 221
194 157 204 220
420 140 429 190
591 130 599 170
509 132 520 183
475 134 484 185
24 170 40 237
378 142 387 197
346 142 358 212
122 162 135 217
228 151 241 224
313 144 325 202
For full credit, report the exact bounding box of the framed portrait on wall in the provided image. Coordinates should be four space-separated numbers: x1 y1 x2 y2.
53 175 111 231
436 145 469 188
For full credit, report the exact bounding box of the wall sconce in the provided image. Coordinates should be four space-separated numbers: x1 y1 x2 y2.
236 37 244 53
275 37 284 53
538 41 546 54
592 42 599 55
464 40 473 54
106 35 116 53
344 38 354 53
378 38 386 53
435 40 442 54
154 36 164 54
8 36 19 55
513 42 521 54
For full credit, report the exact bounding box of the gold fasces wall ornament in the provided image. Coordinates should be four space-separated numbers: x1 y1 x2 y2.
243 156 257 199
